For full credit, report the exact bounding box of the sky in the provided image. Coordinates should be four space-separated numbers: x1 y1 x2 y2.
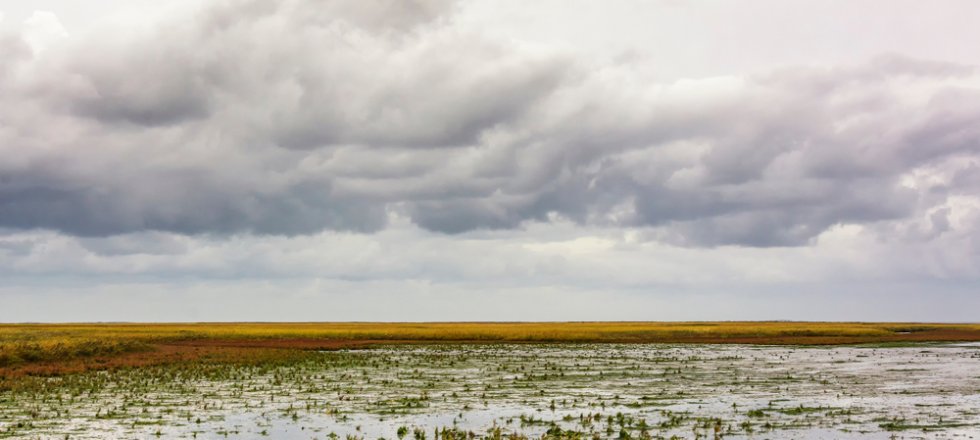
1 0 979 322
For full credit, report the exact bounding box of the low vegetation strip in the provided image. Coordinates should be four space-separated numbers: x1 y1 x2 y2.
1 322 978 375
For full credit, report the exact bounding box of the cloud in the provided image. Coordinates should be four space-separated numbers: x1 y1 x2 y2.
3 217 980 322
20 11 69 54
1 0 979 249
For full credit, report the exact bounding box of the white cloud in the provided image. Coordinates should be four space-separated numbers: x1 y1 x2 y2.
1 0 979 320
21 10 68 54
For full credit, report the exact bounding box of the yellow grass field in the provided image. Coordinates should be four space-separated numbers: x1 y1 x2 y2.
3 321 980 372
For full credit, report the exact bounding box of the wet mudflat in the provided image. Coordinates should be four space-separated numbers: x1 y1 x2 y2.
1 343 979 439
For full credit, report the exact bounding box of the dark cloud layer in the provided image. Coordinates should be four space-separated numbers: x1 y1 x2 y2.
2 0 979 246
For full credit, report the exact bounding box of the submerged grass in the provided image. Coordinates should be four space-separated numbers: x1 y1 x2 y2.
3 343 977 439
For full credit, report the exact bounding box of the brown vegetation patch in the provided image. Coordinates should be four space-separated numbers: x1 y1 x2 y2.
0 339 393 379
2 322 979 382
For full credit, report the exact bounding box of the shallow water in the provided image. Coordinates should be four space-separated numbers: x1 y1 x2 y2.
2 343 979 439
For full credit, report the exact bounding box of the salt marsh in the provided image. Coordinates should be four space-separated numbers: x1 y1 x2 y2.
2 343 979 439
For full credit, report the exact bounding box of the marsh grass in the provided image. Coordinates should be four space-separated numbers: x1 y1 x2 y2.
1 343 977 438
1 322 979 373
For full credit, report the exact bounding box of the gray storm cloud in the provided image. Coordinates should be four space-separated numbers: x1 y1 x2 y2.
1 0 979 247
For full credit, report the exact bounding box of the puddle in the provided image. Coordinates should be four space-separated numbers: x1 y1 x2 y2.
1 343 979 438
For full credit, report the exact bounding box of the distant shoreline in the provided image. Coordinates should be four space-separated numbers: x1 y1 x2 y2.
3 321 980 381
